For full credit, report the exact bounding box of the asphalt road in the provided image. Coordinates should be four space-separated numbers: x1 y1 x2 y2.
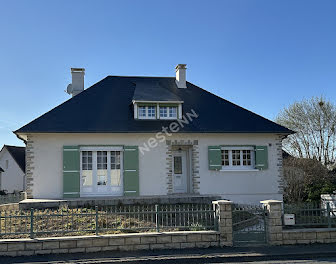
223 260 336 264
2 244 336 264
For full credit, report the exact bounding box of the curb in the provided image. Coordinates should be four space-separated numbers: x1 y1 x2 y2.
50 251 336 263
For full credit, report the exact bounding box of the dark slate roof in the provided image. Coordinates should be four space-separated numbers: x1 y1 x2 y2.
5 145 25 172
282 150 292 159
133 81 182 102
15 76 293 134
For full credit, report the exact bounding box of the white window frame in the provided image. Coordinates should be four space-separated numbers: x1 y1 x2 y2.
220 146 257 171
138 105 156 119
79 146 123 196
159 106 178 120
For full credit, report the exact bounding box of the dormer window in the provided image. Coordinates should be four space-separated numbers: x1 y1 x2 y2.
160 106 177 119
138 105 156 119
133 101 182 120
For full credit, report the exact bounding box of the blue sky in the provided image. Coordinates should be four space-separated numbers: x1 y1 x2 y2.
0 0 335 147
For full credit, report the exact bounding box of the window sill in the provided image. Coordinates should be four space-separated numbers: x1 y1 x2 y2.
219 169 259 172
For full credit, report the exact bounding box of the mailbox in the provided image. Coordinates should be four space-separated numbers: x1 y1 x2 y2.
284 214 295 225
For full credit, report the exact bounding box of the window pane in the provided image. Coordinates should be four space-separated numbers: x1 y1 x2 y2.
160 107 168 118
221 150 229 166
97 151 107 170
168 107 177 118
81 151 92 186
138 106 146 118
174 156 182 174
147 106 156 118
243 150 252 166
232 150 241 166
82 171 93 186
82 151 92 170
97 151 107 185
111 151 121 186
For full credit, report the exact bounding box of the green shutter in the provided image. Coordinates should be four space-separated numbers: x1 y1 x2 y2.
255 146 268 170
63 146 80 198
208 146 222 171
123 146 139 196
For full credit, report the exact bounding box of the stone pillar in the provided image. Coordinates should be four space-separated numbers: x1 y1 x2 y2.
212 200 233 246
260 200 283 245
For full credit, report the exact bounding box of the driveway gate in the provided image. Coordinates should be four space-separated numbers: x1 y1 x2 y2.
232 204 267 246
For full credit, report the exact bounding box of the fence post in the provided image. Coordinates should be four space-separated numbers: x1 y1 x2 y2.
327 202 331 228
260 200 283 245
95 206 99 235
30 208 34 239
155 204 160 232
212 200 233 247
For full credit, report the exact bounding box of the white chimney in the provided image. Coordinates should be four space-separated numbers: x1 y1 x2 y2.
175 64 187 88
67 68 85 97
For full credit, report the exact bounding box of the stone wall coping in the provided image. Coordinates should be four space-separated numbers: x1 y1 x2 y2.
212 200 233 205
283 228 336 233
260 200 283 204
0 231 220 244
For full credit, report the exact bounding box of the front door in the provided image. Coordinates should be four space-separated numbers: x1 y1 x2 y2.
173 150 188 193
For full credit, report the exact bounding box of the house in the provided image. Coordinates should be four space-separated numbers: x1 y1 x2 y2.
15 65 292 204
0 145 26 193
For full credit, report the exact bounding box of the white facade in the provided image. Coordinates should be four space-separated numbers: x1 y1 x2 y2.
0 148 25 193
27 133 284 204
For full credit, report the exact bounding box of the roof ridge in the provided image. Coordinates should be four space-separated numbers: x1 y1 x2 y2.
108 75 175 79
4 145 25 148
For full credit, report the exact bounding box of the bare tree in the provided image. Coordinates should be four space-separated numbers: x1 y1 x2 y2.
283 157 334 203
276 97 336 166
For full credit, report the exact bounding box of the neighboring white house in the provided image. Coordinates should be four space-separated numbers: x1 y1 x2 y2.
15 65 293 204
0 145 26 193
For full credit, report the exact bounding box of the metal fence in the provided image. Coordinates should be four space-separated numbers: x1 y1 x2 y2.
283 202 336 228
0 203 216 238
0 192 26 205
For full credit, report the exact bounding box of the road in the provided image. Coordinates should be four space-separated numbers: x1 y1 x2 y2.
1 244 336 264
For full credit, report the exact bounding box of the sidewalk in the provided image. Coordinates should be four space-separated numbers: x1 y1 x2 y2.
1 244 336 263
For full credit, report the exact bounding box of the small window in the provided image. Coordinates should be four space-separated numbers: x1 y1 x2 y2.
174 156 182 174
221 147 254 170
160 106 177 119
138 105 156 119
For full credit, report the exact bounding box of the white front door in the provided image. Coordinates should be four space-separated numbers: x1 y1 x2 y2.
80 148 123 196
173 151 188 193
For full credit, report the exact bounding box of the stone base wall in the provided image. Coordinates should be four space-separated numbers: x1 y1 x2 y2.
262 200 336 246
0 231 219 257
0 203 19 211
282 228 336 245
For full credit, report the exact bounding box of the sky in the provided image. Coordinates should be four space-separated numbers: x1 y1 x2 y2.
0 0 335 147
